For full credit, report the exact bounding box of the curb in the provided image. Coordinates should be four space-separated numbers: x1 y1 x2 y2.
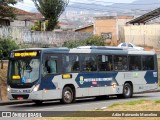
0 100 32 106
135 89 160 94
0 89 159 106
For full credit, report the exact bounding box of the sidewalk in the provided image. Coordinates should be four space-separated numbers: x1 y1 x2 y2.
0 100 32 106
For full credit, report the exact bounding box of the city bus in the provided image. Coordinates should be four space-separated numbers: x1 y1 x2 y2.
7 46 158 104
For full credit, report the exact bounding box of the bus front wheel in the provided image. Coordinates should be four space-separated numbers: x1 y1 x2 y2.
122 83 133 98
117 83 133 98
61 86 74 104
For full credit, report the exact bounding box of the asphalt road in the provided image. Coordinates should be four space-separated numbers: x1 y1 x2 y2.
0 92 160 112
0 92 160 120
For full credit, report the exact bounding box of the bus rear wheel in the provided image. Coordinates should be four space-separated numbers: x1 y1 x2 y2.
61 87 74 104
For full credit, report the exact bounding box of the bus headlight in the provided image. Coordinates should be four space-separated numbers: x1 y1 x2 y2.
7 86 11 92
112 83 117 88
33 84 40 92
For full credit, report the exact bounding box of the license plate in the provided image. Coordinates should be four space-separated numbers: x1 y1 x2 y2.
17 97 23 100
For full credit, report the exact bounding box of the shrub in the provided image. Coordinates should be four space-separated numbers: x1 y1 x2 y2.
63 35 105 48
0 37 19 59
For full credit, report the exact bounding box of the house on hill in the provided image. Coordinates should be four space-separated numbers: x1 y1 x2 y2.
0 7 43 28
11 7 43 28
74 16 133 46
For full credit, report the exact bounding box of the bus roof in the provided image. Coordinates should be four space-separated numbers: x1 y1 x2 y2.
12 46 156 55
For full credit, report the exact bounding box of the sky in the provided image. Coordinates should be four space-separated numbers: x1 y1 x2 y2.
12 0 137 12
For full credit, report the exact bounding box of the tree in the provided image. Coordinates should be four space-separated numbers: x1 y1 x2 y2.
0 0 17 19
33 0 69 31
0 37 19 59
63 35 106 48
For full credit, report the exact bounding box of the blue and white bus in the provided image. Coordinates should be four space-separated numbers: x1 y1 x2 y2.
7 46 158 104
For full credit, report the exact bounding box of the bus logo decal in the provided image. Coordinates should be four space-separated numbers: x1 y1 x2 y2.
80 76 84 84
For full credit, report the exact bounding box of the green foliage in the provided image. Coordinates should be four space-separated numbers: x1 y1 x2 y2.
155 100 160 104
0 0 17 19
0 37 19 59
31 21 61 31
31 21 41 31
108 103 121 108
125 99 149 105
33 0 69 31
63 35 106 48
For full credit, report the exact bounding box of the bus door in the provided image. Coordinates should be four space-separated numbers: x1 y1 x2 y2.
41 54 60 89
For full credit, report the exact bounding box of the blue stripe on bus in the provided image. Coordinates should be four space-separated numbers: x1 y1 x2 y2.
40 75 56 90
144 71 158 84
75 72 118 88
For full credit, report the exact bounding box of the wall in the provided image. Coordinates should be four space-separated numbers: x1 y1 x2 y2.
10 20 34 28
0 27 93 47
0 19 10 26
117 19 133 43
124 24 160 48
94 17 133 45
94 18 117 45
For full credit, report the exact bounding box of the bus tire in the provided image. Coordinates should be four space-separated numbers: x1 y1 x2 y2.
61 86 74 104
122 83 133 98
33 100 43 105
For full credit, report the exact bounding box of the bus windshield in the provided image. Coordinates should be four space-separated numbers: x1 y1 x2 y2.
9 58 40 84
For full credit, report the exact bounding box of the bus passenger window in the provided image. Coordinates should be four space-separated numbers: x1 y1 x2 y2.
98 55 113 71
81 55 97 72
114 56 128 71
44 59 57 74
129 56 141 71
62 55 80 73
142 56 154 70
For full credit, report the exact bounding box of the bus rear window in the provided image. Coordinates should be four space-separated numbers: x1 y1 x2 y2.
142 56 154 70
129 56 141 70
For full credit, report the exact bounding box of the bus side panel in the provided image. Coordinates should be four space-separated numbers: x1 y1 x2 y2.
75 72 123 97
115 71 158 93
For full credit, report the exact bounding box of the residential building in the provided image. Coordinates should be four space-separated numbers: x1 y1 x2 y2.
94 16 133 45
125 7 160 49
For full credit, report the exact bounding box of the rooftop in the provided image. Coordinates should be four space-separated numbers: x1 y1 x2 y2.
127 7 160 24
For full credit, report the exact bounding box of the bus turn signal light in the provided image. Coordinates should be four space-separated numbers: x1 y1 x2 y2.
12 75 20 80
62 74 72 79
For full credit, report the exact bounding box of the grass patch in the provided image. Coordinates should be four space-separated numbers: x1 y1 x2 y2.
125 99 149 105
108 103 121 108
43 100 160 120
155 100 160 104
